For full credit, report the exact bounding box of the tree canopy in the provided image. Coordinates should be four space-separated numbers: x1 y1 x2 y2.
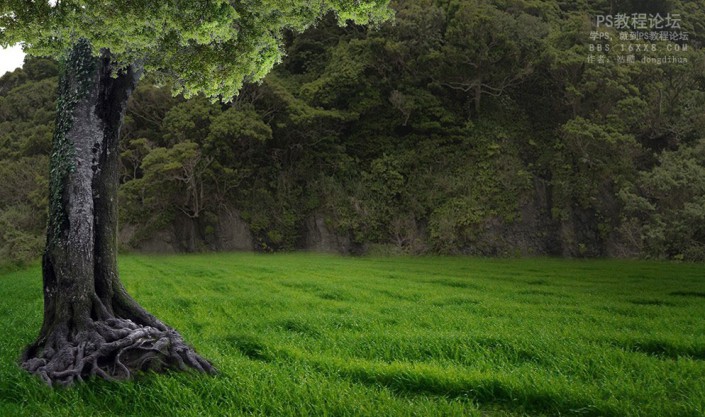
0 0 392 98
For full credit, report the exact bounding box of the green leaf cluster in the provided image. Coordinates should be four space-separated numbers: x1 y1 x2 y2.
1 0 392 100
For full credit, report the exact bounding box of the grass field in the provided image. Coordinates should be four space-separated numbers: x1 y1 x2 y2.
0 253 704 416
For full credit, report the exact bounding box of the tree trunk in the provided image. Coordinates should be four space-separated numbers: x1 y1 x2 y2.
21 39 214 386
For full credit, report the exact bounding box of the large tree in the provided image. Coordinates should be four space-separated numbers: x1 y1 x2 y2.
0 0 390 386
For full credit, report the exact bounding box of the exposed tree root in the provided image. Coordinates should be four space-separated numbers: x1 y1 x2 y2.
21 318 215 386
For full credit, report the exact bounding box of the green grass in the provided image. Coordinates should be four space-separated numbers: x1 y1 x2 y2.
1 254 704 416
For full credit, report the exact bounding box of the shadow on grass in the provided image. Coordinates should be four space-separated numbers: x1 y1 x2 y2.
628 299 675 306
374 288 420 302
473 337 546 366
613 338 705 360
432 296 480 307
277 318 321 337
225 334 273 361
429 279 482 290
319 359 616 417
669 291 705 298
316 289 352 301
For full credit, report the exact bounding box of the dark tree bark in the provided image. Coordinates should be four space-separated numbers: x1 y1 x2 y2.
21 40 214 386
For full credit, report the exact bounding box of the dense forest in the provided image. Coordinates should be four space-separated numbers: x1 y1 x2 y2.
1 0 704 265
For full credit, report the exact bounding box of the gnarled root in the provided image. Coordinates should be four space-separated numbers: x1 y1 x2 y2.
21 318 215 386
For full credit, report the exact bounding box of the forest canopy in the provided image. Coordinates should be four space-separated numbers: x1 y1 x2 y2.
1 0 704 265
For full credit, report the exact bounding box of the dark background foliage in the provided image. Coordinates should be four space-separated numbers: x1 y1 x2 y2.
2 0 704 265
